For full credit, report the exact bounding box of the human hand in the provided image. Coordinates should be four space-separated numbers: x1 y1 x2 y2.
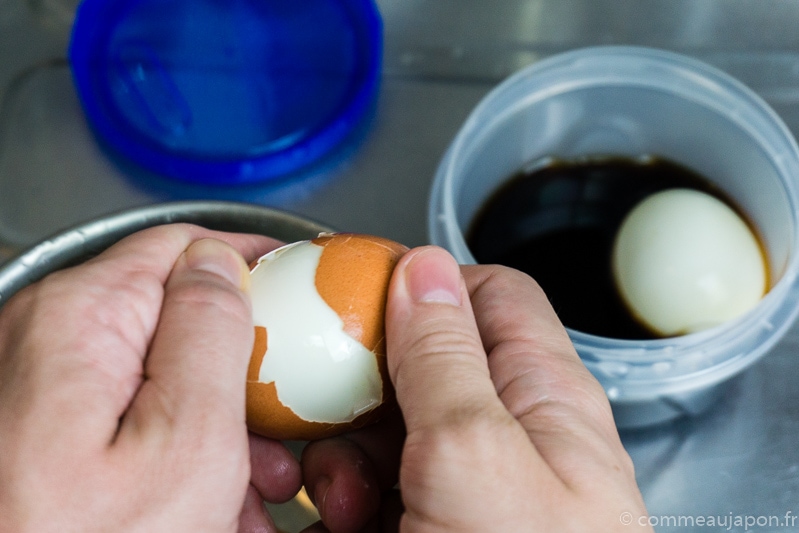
301 246 652 532
0 224 302 533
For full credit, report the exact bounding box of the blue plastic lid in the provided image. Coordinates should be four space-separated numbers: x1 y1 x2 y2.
69 0 382 185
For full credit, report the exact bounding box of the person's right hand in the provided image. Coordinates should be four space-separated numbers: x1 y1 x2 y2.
302 246 652 532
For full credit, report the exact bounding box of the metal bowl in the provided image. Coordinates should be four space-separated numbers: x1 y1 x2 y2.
0 200 333 306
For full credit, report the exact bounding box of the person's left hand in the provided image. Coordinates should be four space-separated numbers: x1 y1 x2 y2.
0 224 302 532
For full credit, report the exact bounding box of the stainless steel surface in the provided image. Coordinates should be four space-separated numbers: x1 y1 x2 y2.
3 1 799 531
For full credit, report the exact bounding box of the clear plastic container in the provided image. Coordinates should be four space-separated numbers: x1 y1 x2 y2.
428 46 799 428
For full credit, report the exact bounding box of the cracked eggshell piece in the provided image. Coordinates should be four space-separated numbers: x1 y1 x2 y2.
246 233 409 440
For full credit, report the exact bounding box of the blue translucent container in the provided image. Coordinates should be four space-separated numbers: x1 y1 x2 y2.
69 0 382 184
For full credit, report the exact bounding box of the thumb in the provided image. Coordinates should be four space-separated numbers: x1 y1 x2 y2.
118 238 254 444
384 246 504 433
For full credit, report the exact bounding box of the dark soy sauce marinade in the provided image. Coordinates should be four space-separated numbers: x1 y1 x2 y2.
466 157 740 340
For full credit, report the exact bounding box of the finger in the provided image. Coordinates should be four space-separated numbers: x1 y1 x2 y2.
84 223 283 278
70 223 278 373
385 247 558 531
301 412 404 533
300 490 402 533
249 434 302 503
238 484 279 533
463 265 615 427
0 225 280 447
117 238 252 460
462 265 636 487
301 435 388 533
303 411 405 493
384 246 505 432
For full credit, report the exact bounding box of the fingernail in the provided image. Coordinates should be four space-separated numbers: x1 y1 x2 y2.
184 239 250 292
405 247 462 306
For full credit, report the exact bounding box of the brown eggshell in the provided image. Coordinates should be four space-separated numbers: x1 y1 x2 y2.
246 233 408 441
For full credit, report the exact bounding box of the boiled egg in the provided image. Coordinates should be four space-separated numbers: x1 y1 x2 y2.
612 188 767 337
246 233 409 440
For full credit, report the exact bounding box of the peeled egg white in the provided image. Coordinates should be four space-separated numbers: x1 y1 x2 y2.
612 188 767 336
246 233 408 441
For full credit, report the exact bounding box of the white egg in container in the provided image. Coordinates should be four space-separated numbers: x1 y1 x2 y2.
612 188 768 337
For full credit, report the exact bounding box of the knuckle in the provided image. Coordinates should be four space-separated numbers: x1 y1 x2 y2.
168 277 251 323
467 262 545 294
393 323 485 385
403 318 481 359
406 404 517 475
